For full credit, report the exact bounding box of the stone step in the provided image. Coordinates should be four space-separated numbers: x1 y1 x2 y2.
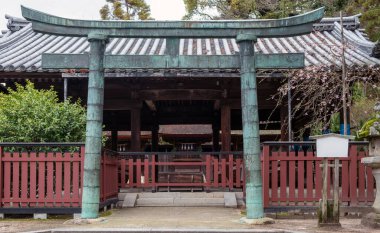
136 197 225 207
120 192 241 208
137 192 225 199
224 192 237 208
122 193 138 208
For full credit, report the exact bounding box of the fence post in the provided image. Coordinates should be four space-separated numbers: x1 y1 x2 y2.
349 145 358 205
262 145 270 208
99 151 106 202
229 154 234 191
151 154 156 192
80 145 85 205
205 155 211 192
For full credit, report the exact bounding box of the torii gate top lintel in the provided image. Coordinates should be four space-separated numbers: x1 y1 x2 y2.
21 5 324 38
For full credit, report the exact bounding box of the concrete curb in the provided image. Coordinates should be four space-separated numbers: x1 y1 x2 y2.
23 228 306 233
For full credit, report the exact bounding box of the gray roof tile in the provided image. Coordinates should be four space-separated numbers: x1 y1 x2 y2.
0 15 379 73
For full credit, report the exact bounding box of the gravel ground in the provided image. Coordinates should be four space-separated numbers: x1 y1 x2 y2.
1 208 380 233
0 218 67 233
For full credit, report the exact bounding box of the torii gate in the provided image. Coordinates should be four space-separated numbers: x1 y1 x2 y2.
21 6 324 220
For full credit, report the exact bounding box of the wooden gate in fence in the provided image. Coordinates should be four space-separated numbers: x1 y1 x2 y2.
118 142 375 207
118 152 245 191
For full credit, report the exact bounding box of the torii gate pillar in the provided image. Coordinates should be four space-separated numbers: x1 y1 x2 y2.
81 33 108 219
237 34 264 219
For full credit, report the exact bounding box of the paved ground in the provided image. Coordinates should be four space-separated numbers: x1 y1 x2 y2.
1 207 380 233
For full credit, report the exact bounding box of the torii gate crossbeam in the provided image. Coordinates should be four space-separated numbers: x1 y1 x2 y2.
21 6 324 220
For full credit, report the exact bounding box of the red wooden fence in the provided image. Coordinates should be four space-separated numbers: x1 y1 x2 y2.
262 142 375 207
0 142 374 210
0 143 119 209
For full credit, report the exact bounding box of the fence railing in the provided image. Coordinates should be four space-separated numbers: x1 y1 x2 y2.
262 141 374 207
0 141 374 210
0 143 118 209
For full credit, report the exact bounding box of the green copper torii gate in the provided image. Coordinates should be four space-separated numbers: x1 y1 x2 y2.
21 6 324 219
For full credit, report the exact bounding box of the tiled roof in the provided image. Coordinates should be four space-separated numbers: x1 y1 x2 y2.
0 14 379 73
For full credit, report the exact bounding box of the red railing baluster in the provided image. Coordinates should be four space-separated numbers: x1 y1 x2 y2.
262 145 270 207
20 152 28 207
137 159 142 187
205 155 211 192
288 150 296 205
306 151 314 203
228 154 233 191
144 157 149 188
213 157 218 188
128 158 134 188
349 145 358 205
13 152 20 207
151 154 156 191
29 152 37 207
280 150 287 205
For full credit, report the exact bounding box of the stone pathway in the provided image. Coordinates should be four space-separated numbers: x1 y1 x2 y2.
1 207 380 233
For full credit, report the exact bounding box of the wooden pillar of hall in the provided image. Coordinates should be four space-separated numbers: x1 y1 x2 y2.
131 108 141 151
111 130 118 151
212 117 220 152
151 124 159 152
221 104 231 152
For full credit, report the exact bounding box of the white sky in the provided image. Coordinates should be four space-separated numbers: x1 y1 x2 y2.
0 0 186 30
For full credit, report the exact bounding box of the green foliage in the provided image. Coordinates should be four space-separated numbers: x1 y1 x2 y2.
351 83 380 138
100 0 152 20
0 81 86 143
183 0 350 20
310 113 340 136
356 117 378 138
346 0 380 41
330 113 341 133
183 0 266 19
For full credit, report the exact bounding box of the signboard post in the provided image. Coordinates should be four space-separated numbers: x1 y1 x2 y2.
310 133 353 227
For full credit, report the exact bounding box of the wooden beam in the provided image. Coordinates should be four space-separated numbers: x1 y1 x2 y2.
104 99 142 110
60 71 285 79
138 89 223 100
42 54 304 69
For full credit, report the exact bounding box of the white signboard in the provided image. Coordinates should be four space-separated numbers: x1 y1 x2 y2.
311 134 351 158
